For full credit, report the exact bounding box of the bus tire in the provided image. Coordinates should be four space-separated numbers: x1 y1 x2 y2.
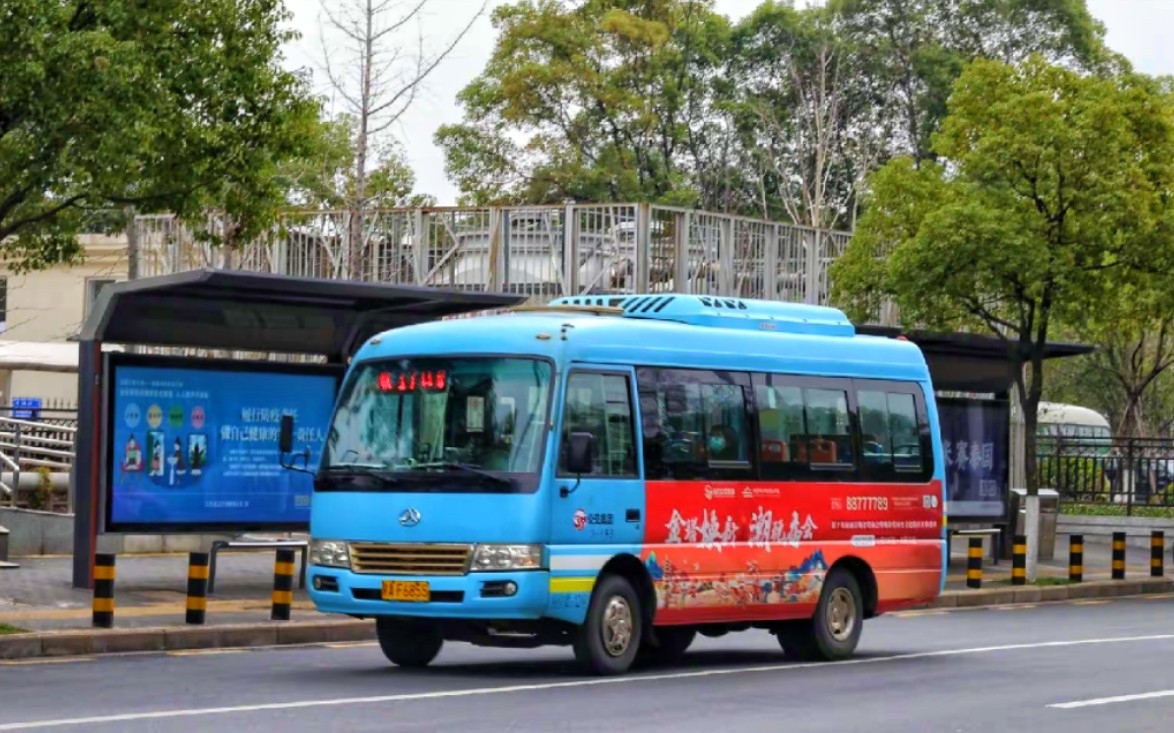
375 618 443 668
573 574 642 676
636 626 696 668
777 568 863 662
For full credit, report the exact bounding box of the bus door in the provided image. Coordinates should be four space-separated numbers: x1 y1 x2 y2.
550 365 645 549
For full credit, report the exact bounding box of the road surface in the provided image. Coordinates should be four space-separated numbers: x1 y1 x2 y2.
1 596 1172 732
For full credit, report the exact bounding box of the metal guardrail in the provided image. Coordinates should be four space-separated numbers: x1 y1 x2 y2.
0 413 77 512
1036 436 1174 513
132 204 862 312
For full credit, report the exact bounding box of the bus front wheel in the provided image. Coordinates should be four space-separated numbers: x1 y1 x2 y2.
573 574 643 676
375 618 443 668
777 568 863 662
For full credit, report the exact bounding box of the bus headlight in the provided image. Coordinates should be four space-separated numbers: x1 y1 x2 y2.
309 540 351 569
470 544 543 571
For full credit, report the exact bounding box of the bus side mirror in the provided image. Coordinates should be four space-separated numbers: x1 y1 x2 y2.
279 414 295 455
566 432 595 476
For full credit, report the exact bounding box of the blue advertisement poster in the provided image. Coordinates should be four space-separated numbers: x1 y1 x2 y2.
938 398 1009 518
106 361 340 530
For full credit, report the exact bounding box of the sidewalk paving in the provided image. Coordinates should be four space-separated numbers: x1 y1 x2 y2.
1 534 1169 633
0 552 320 632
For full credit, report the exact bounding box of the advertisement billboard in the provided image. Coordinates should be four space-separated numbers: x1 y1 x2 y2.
104 356 342 532
938 397 1010 519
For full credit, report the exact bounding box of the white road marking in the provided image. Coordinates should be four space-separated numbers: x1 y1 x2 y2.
1 633 1172 730
1049 689 1174 709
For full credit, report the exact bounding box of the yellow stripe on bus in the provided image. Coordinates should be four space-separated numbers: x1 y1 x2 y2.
550 577 596 594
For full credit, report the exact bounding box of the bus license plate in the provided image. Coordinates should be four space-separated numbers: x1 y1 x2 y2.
382 580 429 602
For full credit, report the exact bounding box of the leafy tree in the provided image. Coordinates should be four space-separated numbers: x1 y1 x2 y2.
730 2 888 228
828 0 1116 163
0 0 320 267
436 0 733 207
276 115 434 211
830 57 1174 576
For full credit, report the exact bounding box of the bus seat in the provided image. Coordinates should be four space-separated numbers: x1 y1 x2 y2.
761 439 787 462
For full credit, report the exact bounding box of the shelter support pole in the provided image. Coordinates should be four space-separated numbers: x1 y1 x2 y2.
72 339 102 589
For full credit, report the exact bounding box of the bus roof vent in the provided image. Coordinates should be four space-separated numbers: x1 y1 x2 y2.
547 294 855 337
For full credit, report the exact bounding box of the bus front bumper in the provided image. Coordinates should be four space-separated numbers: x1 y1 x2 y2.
306 566 551 620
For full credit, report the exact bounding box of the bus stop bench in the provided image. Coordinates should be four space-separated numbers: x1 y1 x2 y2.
207 538 308 594
950 527 1003 565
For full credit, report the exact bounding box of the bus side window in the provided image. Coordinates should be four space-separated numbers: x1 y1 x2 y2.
854 381 932 482
752 374 857 481
637 367 753 480
754 383 808 479
558 372 637 477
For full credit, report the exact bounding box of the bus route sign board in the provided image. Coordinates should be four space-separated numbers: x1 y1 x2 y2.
937 396 1010 519
102 354 343 533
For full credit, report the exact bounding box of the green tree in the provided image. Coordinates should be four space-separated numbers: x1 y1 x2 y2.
276 115 433 211
831 57 1174 576
828 0 1115 163
436 0 733 207
0 0 318 267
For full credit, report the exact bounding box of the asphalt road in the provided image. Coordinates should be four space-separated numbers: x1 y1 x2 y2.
1 596 1173 732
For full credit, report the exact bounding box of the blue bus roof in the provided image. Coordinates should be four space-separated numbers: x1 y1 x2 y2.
354 295 931 383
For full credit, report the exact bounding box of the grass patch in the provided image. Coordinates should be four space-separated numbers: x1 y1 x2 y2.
1062 503 1174 519
0 623 28 635
1034 577 1072 586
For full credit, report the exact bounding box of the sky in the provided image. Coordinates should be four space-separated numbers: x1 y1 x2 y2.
279 0 1174 205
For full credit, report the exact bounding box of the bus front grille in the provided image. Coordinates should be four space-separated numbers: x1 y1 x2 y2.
348 543 473 575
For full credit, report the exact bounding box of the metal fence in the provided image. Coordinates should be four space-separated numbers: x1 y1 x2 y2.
132 204 858 309
1036 436 1174 512
0 406 78 512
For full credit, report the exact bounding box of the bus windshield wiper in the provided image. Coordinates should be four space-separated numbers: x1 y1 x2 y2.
411 462 512 487
322 464 401 487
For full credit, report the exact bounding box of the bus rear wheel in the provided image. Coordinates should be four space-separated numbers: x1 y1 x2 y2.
776 568 863 662
376 618 444 668
573 574 643 676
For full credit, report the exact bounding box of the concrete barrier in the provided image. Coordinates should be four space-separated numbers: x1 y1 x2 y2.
1058 514 1174 550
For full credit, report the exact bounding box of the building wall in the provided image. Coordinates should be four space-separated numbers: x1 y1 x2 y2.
1 233 128 405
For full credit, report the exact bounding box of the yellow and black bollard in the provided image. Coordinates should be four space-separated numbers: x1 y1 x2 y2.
92 553 116 628
186 552 209 625
1011 534 1027 586
966 537 983 589
1069 534 1083 583
1152 531 1165 578
271 548 295 621
1112 531 1126 580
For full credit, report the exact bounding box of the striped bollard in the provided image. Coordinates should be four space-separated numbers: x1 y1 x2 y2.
1069 534 1083 583
92 553 116 628
1112 531 1126 581
271 548 295 621
186 552 209 625
1011 534 1027 586
966 537 983 589
1152 531 1165 578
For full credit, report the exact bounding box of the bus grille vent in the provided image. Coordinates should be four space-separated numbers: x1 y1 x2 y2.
349 543 473 575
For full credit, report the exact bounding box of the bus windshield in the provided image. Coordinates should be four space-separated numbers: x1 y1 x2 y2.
318 356 552 492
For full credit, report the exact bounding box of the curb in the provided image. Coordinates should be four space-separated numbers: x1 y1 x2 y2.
0 618 375 660
919 577 1174 610
1 579 1171 661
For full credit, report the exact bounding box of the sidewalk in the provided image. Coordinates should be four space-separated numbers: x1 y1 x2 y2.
0 552 321 632
945 533 1163 589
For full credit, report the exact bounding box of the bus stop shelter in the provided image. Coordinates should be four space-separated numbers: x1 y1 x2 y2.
71 269 524 588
